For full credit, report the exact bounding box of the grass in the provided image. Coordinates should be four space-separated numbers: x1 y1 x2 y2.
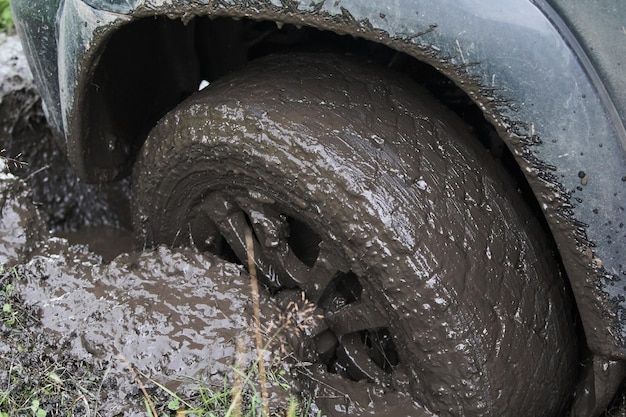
0 268 79 417
0 266 98 417
130 365 314 417
0 0 12 32
1 268 18 327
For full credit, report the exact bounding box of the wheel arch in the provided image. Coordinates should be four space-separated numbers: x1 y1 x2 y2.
55 0 626 362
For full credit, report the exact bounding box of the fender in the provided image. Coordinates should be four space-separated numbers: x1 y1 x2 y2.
13 0 626 367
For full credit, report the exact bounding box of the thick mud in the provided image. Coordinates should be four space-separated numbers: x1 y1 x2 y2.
0 167 334 415
0 166 425 416
15 238 295 415
1 32 625 417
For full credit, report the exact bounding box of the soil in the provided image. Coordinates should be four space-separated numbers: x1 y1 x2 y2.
1 32 625 417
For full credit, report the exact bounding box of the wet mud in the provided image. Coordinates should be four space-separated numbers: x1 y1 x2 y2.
0 169 304 415
17 239 294 415
1 33 625 417
0 160 45 265
0 163 426 416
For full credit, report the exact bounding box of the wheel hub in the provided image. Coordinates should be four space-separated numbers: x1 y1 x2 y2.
194 188 403 387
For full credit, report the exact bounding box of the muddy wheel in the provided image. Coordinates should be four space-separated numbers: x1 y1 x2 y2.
133 54 577 416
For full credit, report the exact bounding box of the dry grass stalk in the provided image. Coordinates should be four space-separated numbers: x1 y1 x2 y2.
245 230 270 417
230 335 248 417
119 354 159 417
0 148 27 168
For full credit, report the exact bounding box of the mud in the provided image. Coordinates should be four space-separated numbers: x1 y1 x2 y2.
2 32 625 417
0 163 426 416
0 159 45 265
16 238 294 415
0 169 304 415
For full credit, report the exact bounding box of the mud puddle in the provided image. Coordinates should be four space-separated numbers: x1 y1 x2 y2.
55 227 134 262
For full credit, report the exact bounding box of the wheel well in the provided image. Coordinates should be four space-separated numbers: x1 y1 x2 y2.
90 16 511 172
89 14 563 262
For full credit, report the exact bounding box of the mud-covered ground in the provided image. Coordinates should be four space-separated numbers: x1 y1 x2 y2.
1 32 625 417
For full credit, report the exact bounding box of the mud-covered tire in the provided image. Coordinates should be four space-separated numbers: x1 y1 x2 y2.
133 54 577 416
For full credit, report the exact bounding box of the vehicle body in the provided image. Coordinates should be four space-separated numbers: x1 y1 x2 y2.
11 0 626 415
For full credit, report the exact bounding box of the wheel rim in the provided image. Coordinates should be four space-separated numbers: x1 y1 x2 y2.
192 187 404 387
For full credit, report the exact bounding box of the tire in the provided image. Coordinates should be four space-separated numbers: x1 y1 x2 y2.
133 53 578 416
